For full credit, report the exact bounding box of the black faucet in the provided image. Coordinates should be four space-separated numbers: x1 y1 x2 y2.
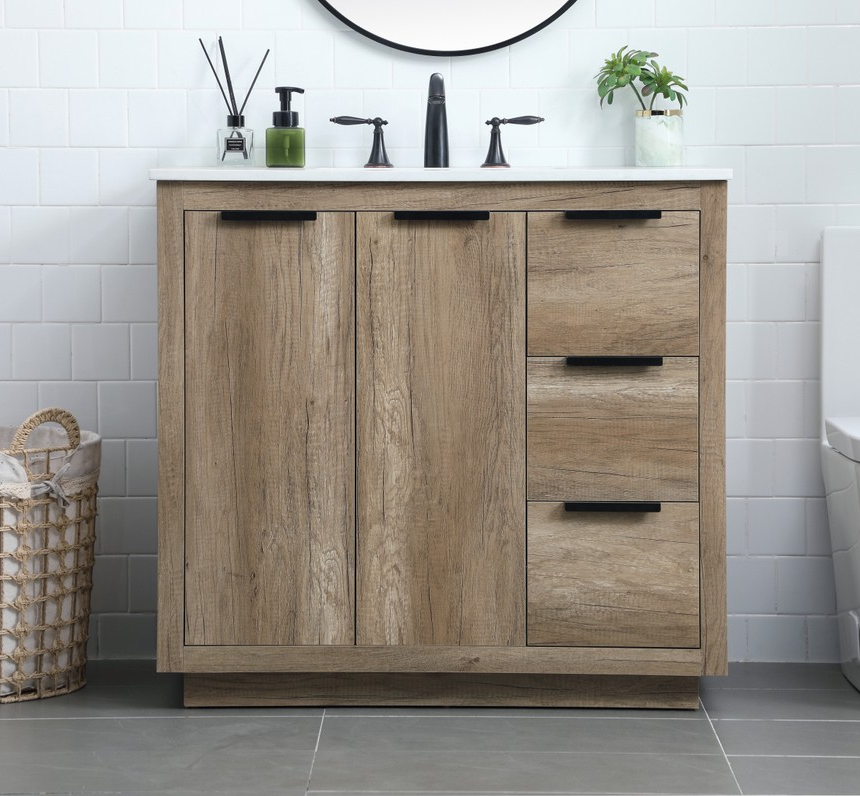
424 73 449 168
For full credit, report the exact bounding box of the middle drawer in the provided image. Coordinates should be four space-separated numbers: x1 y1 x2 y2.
528 357 699 502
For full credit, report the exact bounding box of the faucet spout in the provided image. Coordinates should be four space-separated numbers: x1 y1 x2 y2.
424 73 449 168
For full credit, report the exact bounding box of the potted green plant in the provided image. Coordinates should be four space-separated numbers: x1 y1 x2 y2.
595 46 688 167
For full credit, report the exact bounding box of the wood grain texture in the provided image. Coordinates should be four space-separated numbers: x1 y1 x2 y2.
527 502 700 648
527 211 700 356
156 182 186 671
184 672 699 708
527 357 699 502
182 643 703 675
183 211 354 646
356 212 526 646
178 181 702 213
699 181 728 675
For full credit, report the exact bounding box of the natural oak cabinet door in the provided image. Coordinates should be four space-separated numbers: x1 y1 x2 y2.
184 211 354 646
356 212 526 646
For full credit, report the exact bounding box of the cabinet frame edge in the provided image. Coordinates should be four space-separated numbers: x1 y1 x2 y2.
156 181 187 672
699 180 729 676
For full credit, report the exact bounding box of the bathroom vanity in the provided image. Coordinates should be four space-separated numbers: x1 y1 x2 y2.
153 167 729 708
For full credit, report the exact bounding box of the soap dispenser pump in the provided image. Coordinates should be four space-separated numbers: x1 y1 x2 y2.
266 86 305 167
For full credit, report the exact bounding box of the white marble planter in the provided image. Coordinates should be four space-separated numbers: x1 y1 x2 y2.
635 110 683 167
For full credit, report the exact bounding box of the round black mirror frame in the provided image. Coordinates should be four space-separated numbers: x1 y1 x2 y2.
315 0 579 57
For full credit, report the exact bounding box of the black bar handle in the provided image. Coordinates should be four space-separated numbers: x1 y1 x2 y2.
220 210 317 222
564 502 662 513
565 356 663 367
393 211 490 222
564 210 662 220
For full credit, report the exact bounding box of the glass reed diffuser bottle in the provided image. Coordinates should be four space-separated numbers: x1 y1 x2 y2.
199 36 269 167
218 114 254 164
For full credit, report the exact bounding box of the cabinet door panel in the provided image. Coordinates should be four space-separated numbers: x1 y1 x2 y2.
527 211 699 356
528 502 700 648
184 211 354 646
357 212 526 646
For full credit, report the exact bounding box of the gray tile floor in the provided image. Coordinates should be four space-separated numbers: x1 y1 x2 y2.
2 662 860 795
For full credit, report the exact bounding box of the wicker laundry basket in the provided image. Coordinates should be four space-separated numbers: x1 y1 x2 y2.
0 409 100 703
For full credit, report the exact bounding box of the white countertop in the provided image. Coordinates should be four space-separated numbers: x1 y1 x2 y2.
149 166 731 182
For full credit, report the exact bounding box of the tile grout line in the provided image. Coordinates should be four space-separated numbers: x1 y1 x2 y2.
306 709 326 794
0 712 327 722
702 717 860 723
729 754 860 759
315 713 708 720
702 697 745 796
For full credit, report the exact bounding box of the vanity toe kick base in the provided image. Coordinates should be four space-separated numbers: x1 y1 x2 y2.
184 673 700 709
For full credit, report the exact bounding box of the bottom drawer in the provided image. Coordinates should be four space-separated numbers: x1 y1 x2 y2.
527 502 700 648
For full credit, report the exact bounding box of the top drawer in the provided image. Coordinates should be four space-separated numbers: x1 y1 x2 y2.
527 211 700 356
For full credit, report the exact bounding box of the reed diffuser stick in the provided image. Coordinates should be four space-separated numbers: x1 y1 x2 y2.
239 49 271 116
198 38 232 114
218 36 239 116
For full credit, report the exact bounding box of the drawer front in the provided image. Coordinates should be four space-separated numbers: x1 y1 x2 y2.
527 211 699 356
528 357 698 502
527 502 700 648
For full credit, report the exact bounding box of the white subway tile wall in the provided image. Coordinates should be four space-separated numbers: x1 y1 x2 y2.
0 1 854 661
64 0 123 30
0 324 10 379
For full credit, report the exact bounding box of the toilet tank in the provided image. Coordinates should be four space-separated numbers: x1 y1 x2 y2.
821 227 860 431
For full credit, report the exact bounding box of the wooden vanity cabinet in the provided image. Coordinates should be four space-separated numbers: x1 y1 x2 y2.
157 179 727 708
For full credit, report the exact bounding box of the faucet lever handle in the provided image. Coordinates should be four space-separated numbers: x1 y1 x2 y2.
504 115 545 125
481 115 545 169
330 115 373 125
485 116 545 127
329 116 393 168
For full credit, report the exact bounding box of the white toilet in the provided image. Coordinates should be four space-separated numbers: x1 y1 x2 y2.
820 227 860 691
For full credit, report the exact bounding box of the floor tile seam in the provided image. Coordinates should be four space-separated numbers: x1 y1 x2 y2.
701 697 744 796
320 714 707 720
310 750 730 758
304 792 745 796
709 717 860 723
726 754 860 759
306 710 326 794
0 715 325 723
304 792 732 796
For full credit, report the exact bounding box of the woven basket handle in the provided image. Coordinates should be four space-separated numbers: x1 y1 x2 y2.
8 408 81 454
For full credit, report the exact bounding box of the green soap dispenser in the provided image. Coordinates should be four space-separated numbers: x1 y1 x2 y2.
266 86 305 167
